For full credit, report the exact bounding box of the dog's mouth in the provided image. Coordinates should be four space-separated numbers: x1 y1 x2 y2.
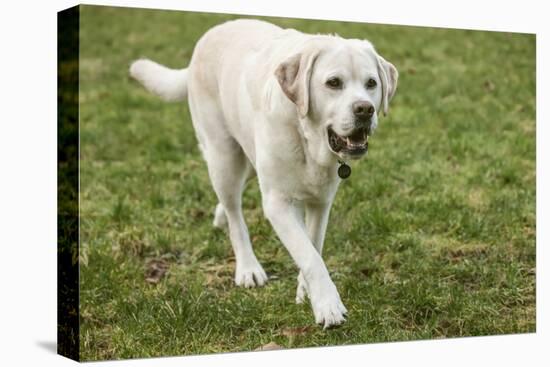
327 126 369 158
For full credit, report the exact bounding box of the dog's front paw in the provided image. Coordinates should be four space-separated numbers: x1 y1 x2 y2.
235 261 268 288
310 286 348 329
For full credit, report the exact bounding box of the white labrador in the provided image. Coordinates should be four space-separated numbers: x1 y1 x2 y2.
130 19 398 328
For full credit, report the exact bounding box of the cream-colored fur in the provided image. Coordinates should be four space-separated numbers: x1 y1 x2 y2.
130 19 398 328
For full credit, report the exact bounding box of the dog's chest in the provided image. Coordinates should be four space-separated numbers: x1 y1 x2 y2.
269 156 339 201
301 164 339 200
256 125 340 201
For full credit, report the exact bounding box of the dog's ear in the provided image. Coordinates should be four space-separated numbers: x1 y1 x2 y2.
376 55 398 116
275 49 319 118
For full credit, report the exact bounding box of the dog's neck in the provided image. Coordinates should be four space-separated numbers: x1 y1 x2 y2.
297 116 340 180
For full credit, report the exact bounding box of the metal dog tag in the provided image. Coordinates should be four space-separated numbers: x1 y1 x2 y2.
338 162 351 179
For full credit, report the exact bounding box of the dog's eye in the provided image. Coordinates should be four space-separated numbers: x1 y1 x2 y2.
366 78 377 89
325 77 343 89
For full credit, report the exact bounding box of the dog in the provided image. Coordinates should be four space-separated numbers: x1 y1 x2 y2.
130 19 398 328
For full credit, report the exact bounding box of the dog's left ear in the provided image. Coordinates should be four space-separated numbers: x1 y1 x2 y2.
376 55 399 116
275 48 320 118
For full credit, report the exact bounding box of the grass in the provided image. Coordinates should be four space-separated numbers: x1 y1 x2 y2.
78 5 536 361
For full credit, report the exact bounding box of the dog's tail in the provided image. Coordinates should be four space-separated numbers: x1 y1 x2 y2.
129 59 188 102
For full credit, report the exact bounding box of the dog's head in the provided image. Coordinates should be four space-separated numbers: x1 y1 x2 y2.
275 37 398 161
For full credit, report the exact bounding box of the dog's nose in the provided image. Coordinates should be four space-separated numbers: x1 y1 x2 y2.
352 101 375 120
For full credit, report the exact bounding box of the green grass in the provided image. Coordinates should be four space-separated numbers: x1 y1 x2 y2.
78 5 536 361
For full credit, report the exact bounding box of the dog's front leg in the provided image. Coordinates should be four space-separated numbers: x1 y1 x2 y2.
296 201 333 304
263 192 346 328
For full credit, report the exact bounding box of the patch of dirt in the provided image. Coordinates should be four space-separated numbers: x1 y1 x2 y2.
280 326 313 337
145 259 169 284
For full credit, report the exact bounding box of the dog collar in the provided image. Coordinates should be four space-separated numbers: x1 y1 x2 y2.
337 160 351 179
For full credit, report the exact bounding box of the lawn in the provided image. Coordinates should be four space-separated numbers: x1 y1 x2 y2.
78 5 536 361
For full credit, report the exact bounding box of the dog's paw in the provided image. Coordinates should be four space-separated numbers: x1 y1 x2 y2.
313 299 348 329
235 262 268 288
311 288 348 329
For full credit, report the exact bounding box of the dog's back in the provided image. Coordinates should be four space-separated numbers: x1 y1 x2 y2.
186 19 285 109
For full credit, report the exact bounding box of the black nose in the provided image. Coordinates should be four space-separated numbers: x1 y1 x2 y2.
352 101 375 120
